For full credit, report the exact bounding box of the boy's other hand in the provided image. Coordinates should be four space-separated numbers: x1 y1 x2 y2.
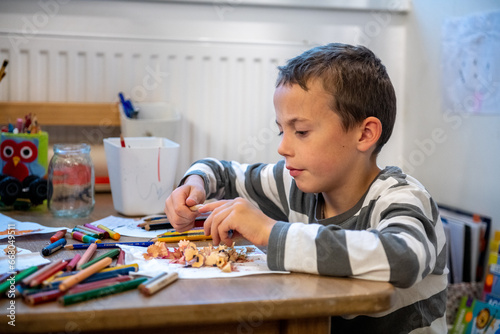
200 198 276 247
165 175 206 232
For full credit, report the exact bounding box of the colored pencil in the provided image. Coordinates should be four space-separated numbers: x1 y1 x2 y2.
138 272 178 296
59 277 147 306
50 230 67 243
66 254 81 272
59 257 112 291
65 241 154 250
97 224 120 240
56 263 138 280
41 238 67 256
76 243 97 270
79 249 120 270
0 266 39 294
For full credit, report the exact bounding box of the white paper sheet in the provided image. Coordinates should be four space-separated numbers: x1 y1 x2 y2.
120 244 289 279
0 214 70 240
0 246 50 273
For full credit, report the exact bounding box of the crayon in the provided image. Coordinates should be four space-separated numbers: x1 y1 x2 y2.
72 226 103 239
65 241 154 250
97 224 120 240
41 238 67 256
50 230 66 243
71 231 101 244
30 261 68 287
59 277 148 306
48 267 136 288
76 243 97 270
153 228 211 243
79 249 120 270
76 225 104 237
138 272 178 296
83 224 109 238
68 275 132 295
66 254 81 272
59 257 112 291
25 289 65 305
55 263 138 281
117 249 125 265
22 259 62 286
72 227 100 239
0 266 38 295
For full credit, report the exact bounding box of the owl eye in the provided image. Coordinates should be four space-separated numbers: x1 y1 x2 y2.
20 146 34 160
2 145 14 158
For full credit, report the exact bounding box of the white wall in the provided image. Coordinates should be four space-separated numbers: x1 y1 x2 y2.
0 0 408 182
403 0 500 234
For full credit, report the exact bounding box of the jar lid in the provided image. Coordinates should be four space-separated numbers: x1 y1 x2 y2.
53 143 91 154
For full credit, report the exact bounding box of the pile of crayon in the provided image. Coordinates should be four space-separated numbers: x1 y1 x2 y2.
0 226 179 305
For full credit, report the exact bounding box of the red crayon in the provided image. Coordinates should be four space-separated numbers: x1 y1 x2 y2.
50 230 66 243
25 289 66 306
65 254 81 272
30 260 68 287
68 275 131 294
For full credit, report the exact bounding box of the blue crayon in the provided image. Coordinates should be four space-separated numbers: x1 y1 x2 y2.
41 238 67 256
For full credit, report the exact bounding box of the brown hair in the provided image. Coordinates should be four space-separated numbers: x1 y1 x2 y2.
276 43 396 154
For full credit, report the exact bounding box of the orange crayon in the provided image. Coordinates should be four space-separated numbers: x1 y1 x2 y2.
59 257 112 292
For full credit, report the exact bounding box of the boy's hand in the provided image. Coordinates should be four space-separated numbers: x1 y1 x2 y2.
200 198 276 247
164 175 206 232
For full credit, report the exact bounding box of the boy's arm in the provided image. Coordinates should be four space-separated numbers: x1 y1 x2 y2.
182 158 289 221
267 186 448 289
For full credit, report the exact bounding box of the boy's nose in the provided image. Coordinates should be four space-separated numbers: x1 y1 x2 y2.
277 135 292 157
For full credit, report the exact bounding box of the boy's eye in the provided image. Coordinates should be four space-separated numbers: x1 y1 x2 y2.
295 131 308 136
277 131 283 137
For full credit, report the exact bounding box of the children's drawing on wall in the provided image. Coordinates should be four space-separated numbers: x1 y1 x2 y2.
442 10 500 115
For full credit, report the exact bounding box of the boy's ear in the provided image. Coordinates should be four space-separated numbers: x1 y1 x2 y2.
357 117 382 152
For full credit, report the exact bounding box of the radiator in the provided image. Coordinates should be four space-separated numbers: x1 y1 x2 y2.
0 34 317 180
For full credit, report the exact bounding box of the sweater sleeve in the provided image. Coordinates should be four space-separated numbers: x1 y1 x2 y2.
267 177 448 289
183 158 289 221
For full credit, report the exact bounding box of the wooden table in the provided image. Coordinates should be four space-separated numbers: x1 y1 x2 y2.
0 193 394 334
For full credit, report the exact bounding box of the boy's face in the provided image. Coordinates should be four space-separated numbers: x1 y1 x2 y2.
274 80 361 194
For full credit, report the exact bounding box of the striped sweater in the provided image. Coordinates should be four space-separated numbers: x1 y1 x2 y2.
185 158 448 333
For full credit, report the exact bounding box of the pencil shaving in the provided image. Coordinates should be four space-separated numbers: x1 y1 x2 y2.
143 240 253 272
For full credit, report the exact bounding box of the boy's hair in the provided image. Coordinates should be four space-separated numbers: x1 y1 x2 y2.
276 43 396 154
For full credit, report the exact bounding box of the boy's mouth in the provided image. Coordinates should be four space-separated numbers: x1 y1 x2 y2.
286 166 304 177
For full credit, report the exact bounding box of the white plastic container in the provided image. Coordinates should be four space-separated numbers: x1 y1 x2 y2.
103 137 179 216
119 102 180 140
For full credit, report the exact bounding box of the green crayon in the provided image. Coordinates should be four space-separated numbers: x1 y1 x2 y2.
59 277 147 306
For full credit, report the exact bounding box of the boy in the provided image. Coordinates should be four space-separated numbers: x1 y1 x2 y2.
165 43 448 333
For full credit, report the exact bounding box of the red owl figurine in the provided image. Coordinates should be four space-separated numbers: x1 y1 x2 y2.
1 139 38 182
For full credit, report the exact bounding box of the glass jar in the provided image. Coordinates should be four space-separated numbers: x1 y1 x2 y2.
47 143 95 217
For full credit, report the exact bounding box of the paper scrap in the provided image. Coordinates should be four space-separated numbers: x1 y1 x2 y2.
0 214 70 240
